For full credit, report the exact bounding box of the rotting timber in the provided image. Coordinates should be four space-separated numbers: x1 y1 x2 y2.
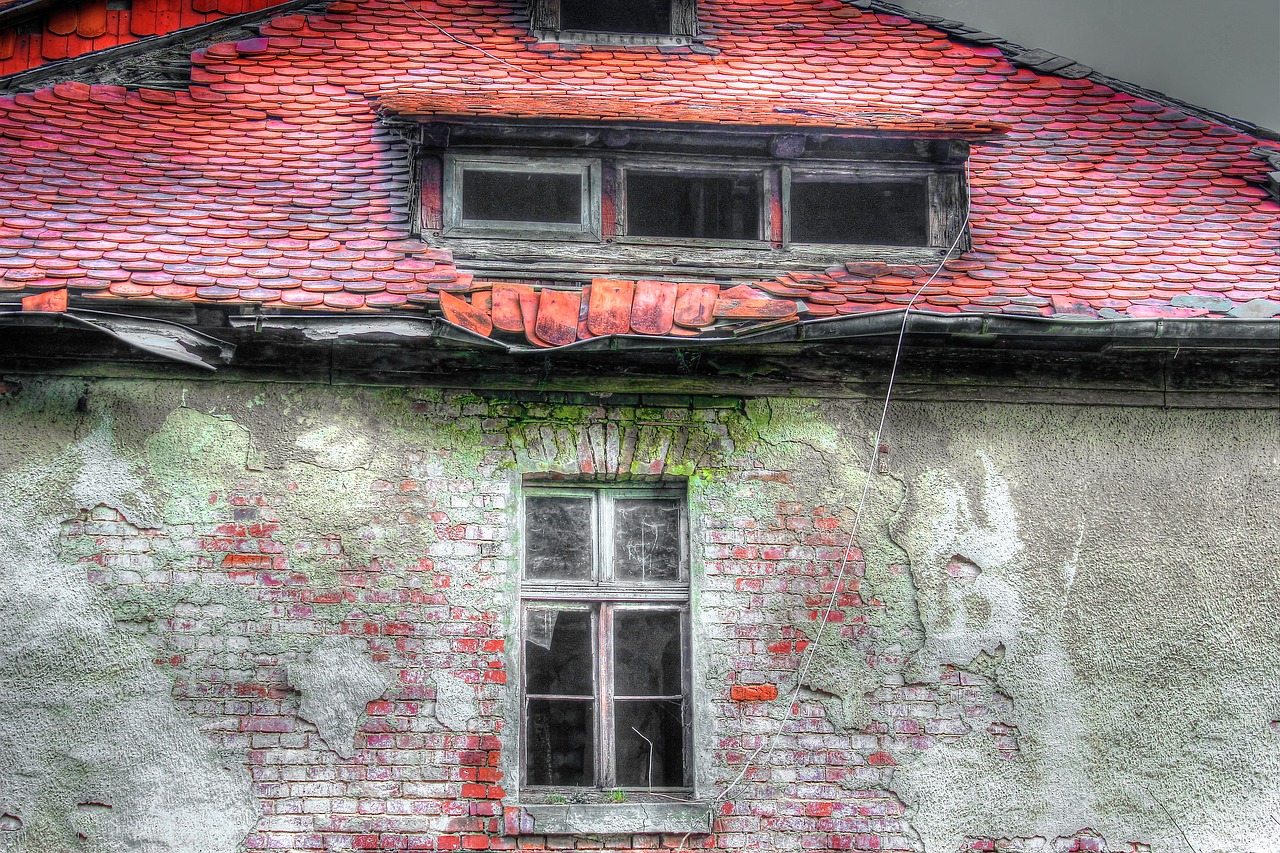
2 305 1278 410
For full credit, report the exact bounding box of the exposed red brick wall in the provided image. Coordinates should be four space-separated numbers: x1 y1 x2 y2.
52 393 1136 853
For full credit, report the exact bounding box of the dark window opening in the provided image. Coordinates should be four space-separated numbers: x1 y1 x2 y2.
461 169 583 224
560 0 672 33
626 172 760 241
791 178 930 246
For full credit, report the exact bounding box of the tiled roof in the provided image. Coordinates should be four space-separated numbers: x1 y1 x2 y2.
0 0 1277 351
0 0 287 77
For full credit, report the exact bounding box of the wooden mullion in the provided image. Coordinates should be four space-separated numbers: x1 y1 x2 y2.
529 0 559 31
598 601 616 787
778 164 792 250
671 0 698 36
680 607 693 787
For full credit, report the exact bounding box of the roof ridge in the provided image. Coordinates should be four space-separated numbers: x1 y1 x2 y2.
862 0 1279 141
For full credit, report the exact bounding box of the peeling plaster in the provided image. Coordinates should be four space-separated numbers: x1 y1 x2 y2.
797 623 875 732
0 391 258 853
887 404 1280 853
287 637 394 759
431 671 479 732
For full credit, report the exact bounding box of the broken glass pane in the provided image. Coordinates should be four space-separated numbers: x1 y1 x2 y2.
613 499 681 582
525 609 593 696
614 611 682 696
525 496 593 580
527 699 594 786
615 700 685 787
462 169 583 224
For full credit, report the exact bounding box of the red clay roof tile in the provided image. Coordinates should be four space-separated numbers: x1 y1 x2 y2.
0 0 1276 349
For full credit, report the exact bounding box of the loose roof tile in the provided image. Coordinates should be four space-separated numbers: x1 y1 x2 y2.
0 0 1277 351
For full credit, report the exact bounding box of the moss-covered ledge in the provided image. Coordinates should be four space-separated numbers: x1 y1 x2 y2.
503 802 715 836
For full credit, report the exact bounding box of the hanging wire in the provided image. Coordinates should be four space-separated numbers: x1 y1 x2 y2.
715 163 974 807
372 7 979 833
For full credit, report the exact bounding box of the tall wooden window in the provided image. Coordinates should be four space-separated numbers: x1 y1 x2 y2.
521 487 691 791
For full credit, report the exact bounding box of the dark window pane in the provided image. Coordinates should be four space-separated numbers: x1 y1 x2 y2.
525 497 593 580
527 699 594 785
615 700 685 787
561 0 670 33
462 169 583 224
791 179 930 246
525 609 594 696
614 611 682 696
627 172 760 240
613 499 682 582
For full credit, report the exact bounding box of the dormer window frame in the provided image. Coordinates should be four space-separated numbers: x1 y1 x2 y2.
401 118 975 279
530 0 699 46
443 154 603 242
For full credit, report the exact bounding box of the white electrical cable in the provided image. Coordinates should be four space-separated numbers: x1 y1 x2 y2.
371 9 979 828
716 163 974 805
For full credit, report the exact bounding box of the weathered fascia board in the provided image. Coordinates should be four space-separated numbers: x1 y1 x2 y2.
0 309 234 370
237 308 1280 357
504 802 714 836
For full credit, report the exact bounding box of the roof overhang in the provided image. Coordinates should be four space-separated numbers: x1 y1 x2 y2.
378 92 1011 143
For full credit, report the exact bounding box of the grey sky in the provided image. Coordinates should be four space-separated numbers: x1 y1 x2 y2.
899 0 1280 132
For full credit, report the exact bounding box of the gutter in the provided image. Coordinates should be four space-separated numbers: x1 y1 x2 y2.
231 310 1280 354
0 309 235 370
6 306 1276 375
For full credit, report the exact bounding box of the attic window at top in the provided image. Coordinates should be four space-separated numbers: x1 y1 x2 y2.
530 0 698 44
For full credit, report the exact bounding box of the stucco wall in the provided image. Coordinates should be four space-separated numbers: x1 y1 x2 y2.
0 377 1275 853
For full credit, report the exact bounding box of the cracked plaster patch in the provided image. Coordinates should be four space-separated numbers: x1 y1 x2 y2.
0 401 259 853
431 671 479 731
797 624 876 732
287 637 394 759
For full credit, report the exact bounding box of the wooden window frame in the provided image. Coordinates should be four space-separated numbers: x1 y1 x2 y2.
519 485 693 795
782 163 965 251
616 159 773 250
422 150 967 273
443 154 602 241
529 0 698 45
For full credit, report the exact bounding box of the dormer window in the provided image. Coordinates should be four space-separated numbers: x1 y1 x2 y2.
445 156 601 240
531 0 698 44
386 106 999 281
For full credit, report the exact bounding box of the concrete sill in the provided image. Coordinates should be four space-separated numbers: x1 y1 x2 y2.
504 802 715 836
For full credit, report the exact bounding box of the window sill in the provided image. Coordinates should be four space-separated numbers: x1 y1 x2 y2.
431 234 949 280
532 30 697 48
504 802 715 836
